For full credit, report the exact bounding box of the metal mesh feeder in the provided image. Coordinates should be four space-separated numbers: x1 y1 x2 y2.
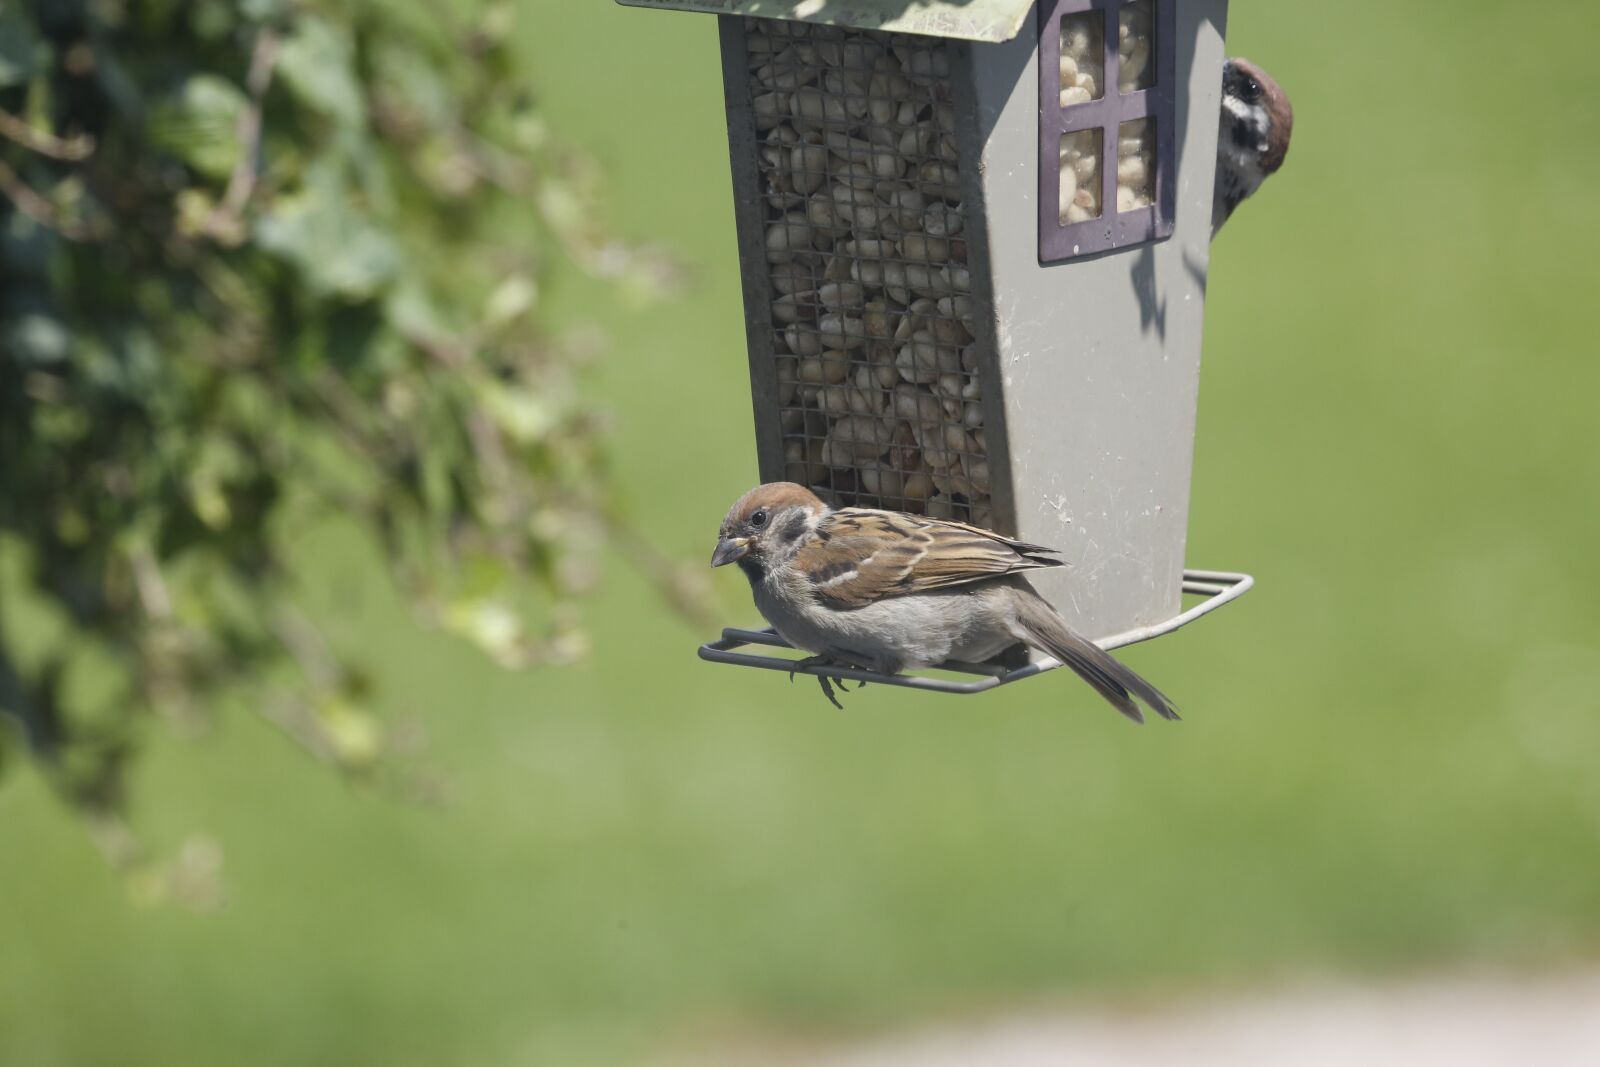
618 0 1249 691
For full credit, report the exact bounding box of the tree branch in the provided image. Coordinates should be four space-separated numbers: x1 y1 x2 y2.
0 157 102 240
0 107 94 160
203 29 281 242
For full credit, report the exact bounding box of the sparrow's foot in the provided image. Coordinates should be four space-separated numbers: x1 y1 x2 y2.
789 655 858 709
789 654 838 680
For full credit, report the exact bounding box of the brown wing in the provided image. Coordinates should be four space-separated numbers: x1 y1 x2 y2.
792 507 1063 609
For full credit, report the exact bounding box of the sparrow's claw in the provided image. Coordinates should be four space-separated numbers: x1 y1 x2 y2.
816 673 845 710
789 655 855 708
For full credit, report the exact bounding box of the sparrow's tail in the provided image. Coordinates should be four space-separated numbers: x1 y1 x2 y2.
1010 590 1179 724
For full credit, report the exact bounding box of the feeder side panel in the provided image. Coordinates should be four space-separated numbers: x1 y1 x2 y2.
719 16 789 483
949 41 1019 537
967 1 1229 642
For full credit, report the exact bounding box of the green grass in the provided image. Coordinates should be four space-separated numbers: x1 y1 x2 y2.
5 1 1600 1063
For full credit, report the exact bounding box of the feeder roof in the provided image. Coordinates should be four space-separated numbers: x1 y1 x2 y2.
614 0 1034 44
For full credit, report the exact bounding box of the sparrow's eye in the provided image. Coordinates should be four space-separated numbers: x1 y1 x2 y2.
750 509 769 529
1244 77 1262 102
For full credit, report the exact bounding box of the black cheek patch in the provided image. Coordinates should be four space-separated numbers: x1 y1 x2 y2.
778 512 810 543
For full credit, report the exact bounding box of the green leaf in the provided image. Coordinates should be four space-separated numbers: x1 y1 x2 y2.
372 41 456 130
255 163 400 300
483 274 537 331
384 280 450 344
90 38 145 117
317 697 383 770
189 0 236 43
147 74 247 181
4 312 71 365
444 596 529 669
2 213 54 276
275 15 365 127
0 7 46 89
481 380 555 445
239 0 287 20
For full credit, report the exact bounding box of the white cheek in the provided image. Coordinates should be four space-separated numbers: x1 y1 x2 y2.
1223 99 1269 139
1222 95 1252 122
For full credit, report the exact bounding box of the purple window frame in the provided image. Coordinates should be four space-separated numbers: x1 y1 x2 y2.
1038 0 1177 264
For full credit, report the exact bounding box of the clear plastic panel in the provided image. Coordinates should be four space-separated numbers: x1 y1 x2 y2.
1058 10 1105 107
1059 127 1104 223
1116 117 1155 211
1118 0 1155 93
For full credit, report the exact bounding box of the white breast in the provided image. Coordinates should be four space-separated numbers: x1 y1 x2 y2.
752 579 1018 673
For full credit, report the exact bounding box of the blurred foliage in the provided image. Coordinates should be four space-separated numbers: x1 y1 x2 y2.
0 0 693 859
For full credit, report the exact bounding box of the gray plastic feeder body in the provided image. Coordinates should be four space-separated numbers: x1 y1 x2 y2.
621 0 1238 659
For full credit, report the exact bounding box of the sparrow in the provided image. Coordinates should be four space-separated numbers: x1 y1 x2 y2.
711 483 1177 722
1214 57 1294 235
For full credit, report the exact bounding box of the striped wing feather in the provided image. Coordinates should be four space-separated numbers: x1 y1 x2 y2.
794 508 1062 609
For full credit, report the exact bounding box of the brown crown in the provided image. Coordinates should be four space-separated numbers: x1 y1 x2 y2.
1230 57 1294 174
723 482 827 529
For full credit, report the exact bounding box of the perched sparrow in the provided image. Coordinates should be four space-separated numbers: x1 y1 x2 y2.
1214 57 1294 235
711 483 1177 722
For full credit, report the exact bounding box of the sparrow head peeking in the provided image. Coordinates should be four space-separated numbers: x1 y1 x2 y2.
711 482 828 579
1220 58 1292 173
1215 57 1293 233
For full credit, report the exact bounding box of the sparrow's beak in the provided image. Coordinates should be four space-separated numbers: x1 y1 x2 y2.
710 536 751 568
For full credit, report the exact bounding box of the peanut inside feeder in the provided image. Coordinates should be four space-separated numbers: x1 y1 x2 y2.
749 21 990 527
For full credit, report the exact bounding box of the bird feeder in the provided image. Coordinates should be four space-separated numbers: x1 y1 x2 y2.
619 0 1252 692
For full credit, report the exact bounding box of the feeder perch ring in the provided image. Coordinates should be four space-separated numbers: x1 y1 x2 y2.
699 568 1251 695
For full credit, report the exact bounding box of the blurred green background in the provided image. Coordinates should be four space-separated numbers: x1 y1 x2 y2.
5 1 1600 1064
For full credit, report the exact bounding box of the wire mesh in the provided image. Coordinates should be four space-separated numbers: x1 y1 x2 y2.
742 20 992 526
